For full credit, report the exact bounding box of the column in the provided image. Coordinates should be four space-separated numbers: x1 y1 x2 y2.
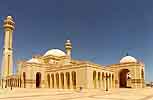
107 74 110 89
49 74 51 88
96 72 98 89
70 72 72 89
54 73 57 89
110 74 112 89
59 73 61 89
64 72 67 89
102 72 104 89
104 73 106 90
98 72 101 89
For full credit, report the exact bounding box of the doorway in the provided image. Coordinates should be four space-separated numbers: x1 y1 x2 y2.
119 69 129 88
36 72 41 88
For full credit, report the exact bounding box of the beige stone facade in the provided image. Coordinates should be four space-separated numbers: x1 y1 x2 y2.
1 16 145 90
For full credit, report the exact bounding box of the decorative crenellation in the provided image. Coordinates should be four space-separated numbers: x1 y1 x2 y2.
3 16 15 31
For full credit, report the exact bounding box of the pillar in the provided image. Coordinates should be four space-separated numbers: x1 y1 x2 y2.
69 72 72 89
59 74 61 89
110 74 112 89
54 73 57 89
104 73 106 90
64 72 67 89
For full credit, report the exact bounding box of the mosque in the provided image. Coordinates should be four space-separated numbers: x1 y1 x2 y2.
0 16 145 90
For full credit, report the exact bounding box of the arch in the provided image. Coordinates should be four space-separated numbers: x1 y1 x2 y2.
36 72 41 88
119 69 130 88
93 71 96 88
66 72 70 89
51 74 54 88
56 73 59 88
60 73 64 89
72 71 76 89
47 74 50 88
23 72 26 88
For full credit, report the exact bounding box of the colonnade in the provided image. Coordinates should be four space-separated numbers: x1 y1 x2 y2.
47 71 76 89
93 71 115 89
1 78 21 88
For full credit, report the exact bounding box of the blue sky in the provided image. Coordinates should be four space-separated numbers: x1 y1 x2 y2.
0 0 153 82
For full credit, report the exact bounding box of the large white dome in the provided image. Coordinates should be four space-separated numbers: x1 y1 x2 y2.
27 58 41 63
120 56 137 63
44 49 66 57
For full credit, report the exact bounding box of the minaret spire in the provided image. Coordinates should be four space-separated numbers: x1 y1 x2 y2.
65 40 72 59
1 16 15 87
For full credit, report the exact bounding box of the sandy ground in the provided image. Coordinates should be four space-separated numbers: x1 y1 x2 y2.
0 88 153 100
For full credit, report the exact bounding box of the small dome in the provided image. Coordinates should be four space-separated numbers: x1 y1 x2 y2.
27 58 41 64
44 49 66 57
120 56 137 63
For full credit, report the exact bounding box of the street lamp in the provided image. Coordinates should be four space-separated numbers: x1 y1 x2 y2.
105 74 110 91
2 79 3 88
10 78 13 90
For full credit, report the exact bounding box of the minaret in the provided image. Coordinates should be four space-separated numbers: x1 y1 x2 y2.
1 16 15 79
65 40 72 59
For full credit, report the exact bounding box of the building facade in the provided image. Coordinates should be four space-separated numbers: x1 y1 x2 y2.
1 16 145 90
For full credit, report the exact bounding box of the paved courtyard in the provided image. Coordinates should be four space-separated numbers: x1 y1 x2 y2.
0 88 153 100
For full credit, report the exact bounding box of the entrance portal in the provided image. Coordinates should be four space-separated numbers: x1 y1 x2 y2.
36 72 41 88
119 69 129 88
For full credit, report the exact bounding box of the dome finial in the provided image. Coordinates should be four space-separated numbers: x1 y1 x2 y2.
126 52 129 56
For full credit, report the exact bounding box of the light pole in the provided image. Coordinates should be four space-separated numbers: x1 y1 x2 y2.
2 79 3 88
11 78 13 90
105 74 110 91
